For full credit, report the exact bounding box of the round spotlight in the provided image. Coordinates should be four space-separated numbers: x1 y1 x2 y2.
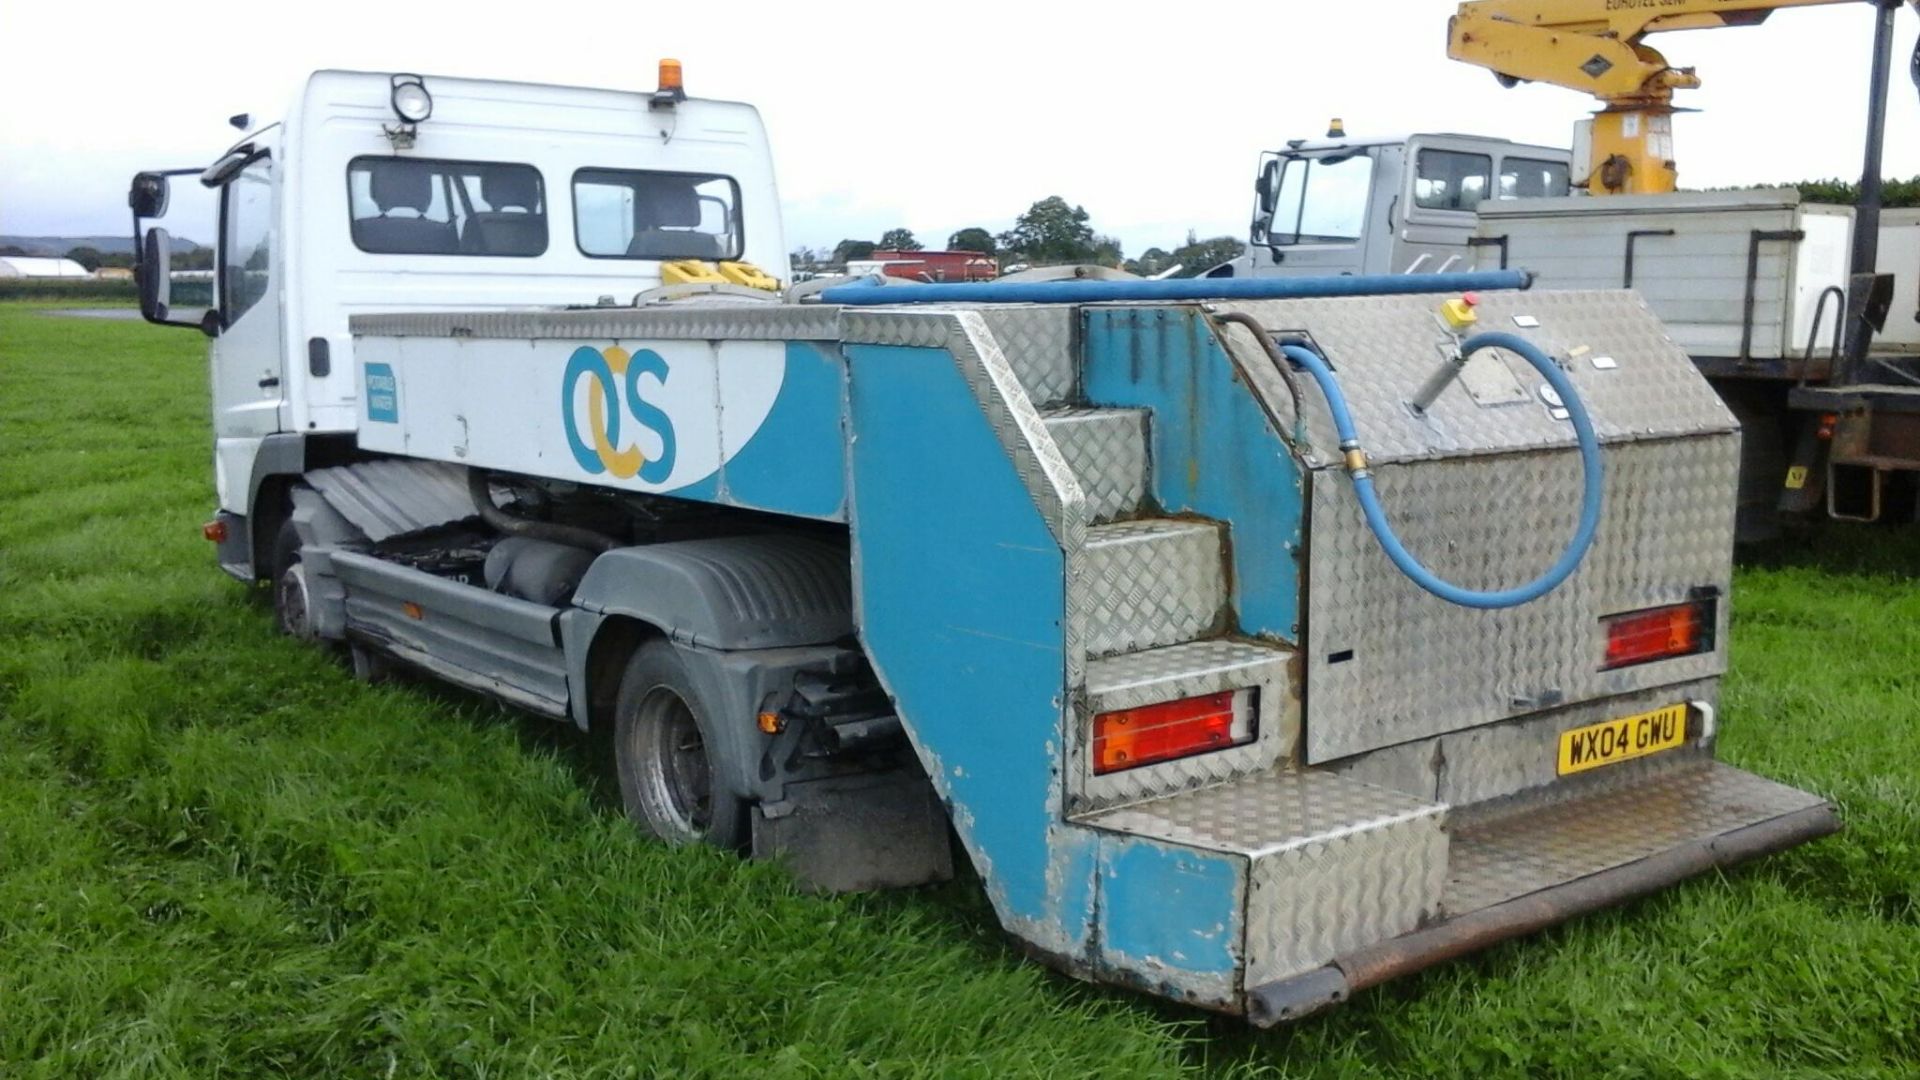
391 79 432 124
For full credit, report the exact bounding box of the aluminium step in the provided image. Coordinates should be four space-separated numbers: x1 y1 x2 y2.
1441 758 1834 915
1041 407 1148 523
1074 757 1836 1022
1081 518 1227 657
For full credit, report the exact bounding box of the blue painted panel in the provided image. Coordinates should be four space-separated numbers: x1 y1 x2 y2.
1082 308 1305 642
1098 834 1243 982
721 342 847 520
846 343 1093 951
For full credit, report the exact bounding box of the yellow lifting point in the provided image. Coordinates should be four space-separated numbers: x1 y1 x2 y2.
718 261 781 291
659 259 782 292
660 260 727 286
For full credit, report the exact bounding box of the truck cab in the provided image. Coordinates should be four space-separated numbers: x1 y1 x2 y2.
129 67 787 570
1209 132 1571 278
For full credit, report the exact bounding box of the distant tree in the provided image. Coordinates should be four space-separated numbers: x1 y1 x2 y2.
947 227 998 256
877 228 922 252
1167 231 1246 277
831 238 876 264
65 246 103 271
1091 235 1125 268
790 246 822 273
1125 247 1174 276
0 244 29 257
97 251 136 270
170 247 214 270
998 196 1098 264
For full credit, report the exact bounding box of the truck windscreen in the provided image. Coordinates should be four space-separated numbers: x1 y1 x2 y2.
1269 153 1372 246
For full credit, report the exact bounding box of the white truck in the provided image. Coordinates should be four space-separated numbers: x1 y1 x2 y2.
130 66 1837 1023
1213 130 1920 536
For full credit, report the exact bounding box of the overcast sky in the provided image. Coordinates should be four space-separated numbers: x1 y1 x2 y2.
4 0 1917 256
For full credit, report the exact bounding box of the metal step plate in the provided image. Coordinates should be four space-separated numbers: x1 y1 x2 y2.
1075 639 1299 812
972 306 1076 405
1041 407 1148 523
1080 518 1226 657
1081 769 1448 987
1444 760 1830 915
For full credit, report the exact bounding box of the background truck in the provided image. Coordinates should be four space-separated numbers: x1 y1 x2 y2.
129 64 1836 1024
1212 0 1920 536
850 248 998 282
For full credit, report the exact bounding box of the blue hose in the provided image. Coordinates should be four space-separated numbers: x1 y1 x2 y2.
818 269 1533 306
1280 333 1604 609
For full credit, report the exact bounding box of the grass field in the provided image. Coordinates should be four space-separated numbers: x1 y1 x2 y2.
2 303 1917 1078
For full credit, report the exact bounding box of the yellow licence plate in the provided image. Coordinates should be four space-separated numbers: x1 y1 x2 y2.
1557 703 1689 775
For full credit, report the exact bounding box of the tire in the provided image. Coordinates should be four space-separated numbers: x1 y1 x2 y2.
612 640 749 849
269 519 316 640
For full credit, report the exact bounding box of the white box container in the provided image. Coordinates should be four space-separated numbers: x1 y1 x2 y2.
1475 189 1852 362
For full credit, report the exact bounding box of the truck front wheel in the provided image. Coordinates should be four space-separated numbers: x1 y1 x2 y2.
613 641 749 850
270 519 317 640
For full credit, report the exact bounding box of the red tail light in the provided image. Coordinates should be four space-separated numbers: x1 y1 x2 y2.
1093 689 1256 775
1602 596 1716 670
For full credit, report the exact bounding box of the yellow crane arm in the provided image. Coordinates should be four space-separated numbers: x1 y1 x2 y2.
1447 0 1871 194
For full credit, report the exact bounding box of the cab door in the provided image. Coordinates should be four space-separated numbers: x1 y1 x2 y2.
1245 146 1382 278
1396 138 1494 273
208 152 285 439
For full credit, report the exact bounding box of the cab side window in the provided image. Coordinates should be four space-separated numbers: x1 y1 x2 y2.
1500 157 1572 199
1414 150 1492 211
573 169 742 260
346 157 548 257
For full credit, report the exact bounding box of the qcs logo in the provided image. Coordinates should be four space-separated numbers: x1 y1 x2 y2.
560 345 677 483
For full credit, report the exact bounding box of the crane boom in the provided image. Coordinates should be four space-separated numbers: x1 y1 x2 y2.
1448 0 1879 194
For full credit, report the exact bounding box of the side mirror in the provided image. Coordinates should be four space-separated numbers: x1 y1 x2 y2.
139 227 173 322
129 172 170 219
1255 160 1279 215
1252 159 1281 243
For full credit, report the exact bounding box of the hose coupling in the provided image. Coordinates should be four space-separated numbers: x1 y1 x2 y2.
1340 440 1369 476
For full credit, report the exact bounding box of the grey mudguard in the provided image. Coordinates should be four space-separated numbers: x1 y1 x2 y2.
571 534 853 649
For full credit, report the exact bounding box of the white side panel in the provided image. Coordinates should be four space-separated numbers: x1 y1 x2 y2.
1478 192 1849 360
1788 208 1854 359
355 336 784 495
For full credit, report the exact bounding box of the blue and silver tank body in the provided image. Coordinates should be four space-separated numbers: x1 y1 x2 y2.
344 274 1835 1021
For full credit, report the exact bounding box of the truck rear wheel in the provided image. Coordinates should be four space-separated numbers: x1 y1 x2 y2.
613 641 749 849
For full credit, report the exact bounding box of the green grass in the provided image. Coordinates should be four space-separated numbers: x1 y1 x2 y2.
1 303 1916 1078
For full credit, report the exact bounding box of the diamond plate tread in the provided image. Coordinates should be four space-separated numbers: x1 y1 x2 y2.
1087 638 1290 702
1079 769 1443 858
972 305 1077 404
1443 760 1830 915
1041 407 1148 523
1081 518 1226 657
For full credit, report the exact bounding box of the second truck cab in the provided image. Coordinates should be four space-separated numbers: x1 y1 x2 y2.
1210 132 1570 278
